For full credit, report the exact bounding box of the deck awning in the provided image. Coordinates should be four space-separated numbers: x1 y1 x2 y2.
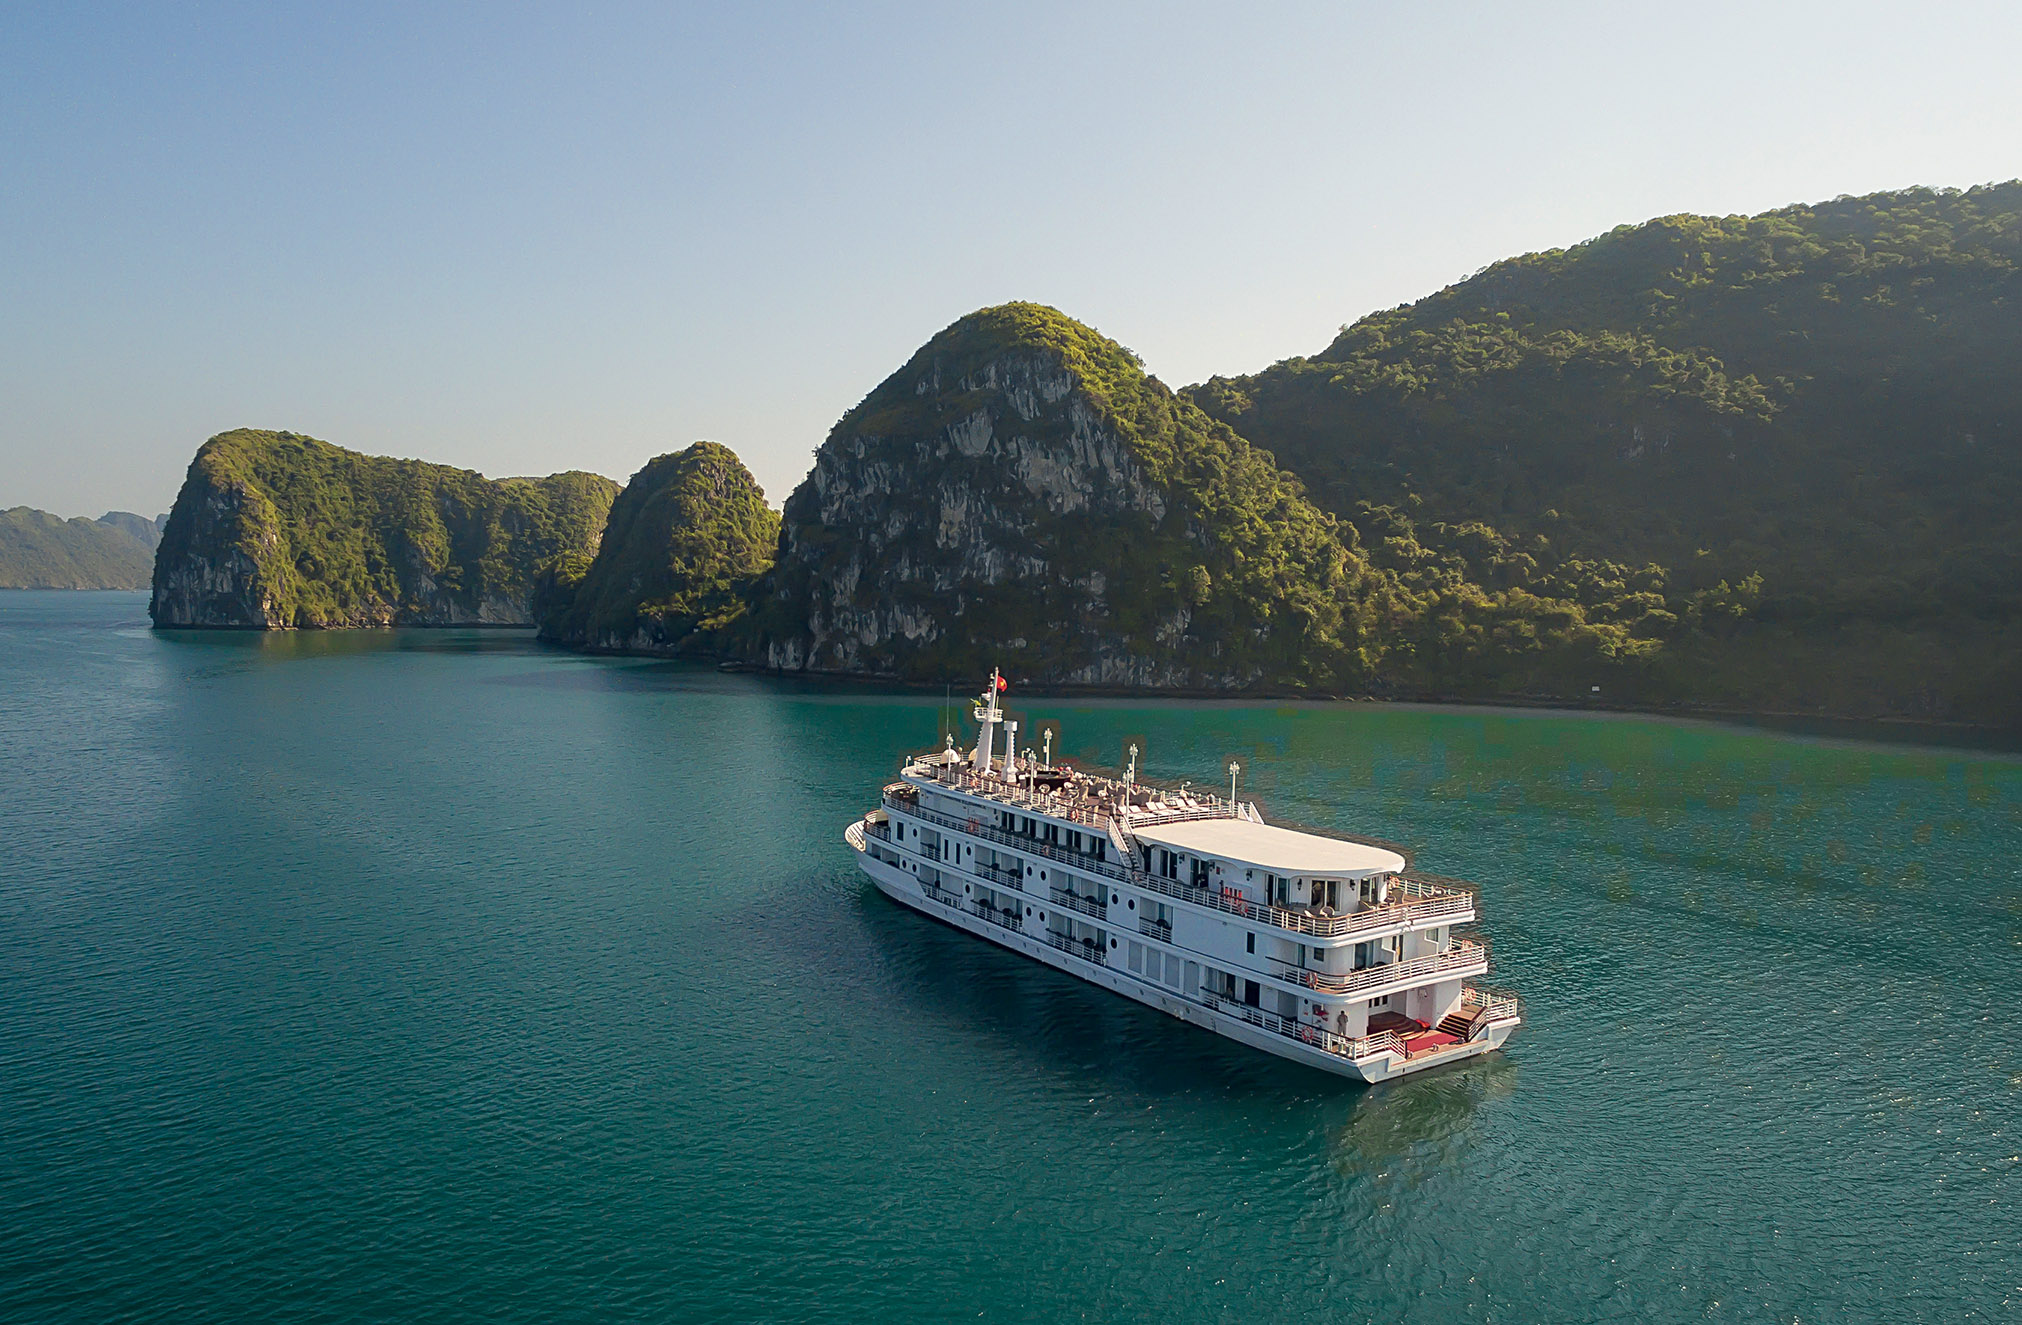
1131 819 1405 878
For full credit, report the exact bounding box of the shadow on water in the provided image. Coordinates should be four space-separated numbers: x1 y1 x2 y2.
824 867 1519 1153
836 874 1330 1097
835 872 1522 1179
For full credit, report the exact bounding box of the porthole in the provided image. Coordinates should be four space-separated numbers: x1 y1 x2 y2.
1110 938 1119 948
1127 898 1135 910
964 885 971 894
1112 893 1121 905
1039 911 1047 921
1026 906 1033 916
1040 870 1047 881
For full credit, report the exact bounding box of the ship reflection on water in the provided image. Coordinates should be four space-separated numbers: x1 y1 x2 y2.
1327 1051 1520 1179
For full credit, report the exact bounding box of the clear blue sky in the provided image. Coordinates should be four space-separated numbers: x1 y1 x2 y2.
4 1 2018 518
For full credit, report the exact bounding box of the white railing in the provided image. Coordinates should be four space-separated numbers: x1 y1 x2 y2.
907 767 1121 830
912 761 1254 825
1271 940 1488 996
919 879 963 911
971 861 1025 891
969 900 1023 934
893 798 1127 876
1463 986 1522 1024
1044 931 1107 967
1132 866 1473 940
887 795 1474 943
1049 888 1106 919
1196 991 1414 1061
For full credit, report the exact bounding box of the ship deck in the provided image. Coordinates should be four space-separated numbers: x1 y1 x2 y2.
901 755 1250 833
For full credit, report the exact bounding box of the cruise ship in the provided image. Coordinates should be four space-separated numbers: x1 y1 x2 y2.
846 673 1522 1082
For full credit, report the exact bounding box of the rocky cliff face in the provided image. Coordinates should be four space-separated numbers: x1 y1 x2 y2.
536 441 778 653
759 303 1362 689
150 430 618 628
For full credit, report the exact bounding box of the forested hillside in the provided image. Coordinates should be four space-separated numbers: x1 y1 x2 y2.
752 303 1666 694
536 441 778 653
0 508 163 589
130 186 2022 727
1190 183 2021 724
152 430 618 627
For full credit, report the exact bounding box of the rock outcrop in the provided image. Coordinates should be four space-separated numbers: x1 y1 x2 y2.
756 303 1366 689
536 441 778 653
150 429 618 628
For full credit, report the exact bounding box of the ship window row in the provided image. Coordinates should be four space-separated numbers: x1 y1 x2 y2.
897 813 1441 956
1149 847 1385 912
994 809 1109 862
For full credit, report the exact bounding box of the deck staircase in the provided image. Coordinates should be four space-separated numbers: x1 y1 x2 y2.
1107 817 1143 871
1436 1008 1481 1040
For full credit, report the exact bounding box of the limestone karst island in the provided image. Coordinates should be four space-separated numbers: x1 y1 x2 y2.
137 184 2022 732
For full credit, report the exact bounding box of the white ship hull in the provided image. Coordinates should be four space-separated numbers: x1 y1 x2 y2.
849 821 1514 1084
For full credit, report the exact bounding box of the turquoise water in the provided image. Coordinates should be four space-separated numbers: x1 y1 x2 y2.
2 592 2016 1323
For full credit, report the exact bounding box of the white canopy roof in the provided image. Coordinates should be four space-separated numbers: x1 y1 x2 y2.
1132 818 1405 878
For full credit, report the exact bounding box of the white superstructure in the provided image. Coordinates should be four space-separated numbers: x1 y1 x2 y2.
846 672 1521 1083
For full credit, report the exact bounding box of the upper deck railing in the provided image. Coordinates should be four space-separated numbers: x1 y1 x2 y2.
902 761 1250 832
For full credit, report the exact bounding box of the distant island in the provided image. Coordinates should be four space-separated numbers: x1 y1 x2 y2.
142 183 2021 729
149 430 617 627
1 508 166 589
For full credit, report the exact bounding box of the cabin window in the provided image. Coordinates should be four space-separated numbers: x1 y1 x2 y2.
1368 994 1391 1009
1246 932 1255 954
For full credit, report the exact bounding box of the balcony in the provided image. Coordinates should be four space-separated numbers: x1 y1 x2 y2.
1044 931 1107 967
918 879 963 911
1270 939 1487 997
972 860 1025 891
969 900 1023 934
1048 887 1106 919
1138 917 1172 943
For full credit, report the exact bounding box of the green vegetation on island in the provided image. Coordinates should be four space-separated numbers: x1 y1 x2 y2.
1188 182 2022 723
140 183 2022 728
1 508 164 589
759 302 1368 687
536 441 779 653
151 429 618 627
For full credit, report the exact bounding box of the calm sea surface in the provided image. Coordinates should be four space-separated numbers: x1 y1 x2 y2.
2 592 2016 1323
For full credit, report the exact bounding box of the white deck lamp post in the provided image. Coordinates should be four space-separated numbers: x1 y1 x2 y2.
1229 760 1241 808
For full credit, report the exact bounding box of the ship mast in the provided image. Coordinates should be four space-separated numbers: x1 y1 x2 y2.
970 667 1005 775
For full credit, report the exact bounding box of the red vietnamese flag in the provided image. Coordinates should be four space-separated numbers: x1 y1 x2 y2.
996 676 1008 692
